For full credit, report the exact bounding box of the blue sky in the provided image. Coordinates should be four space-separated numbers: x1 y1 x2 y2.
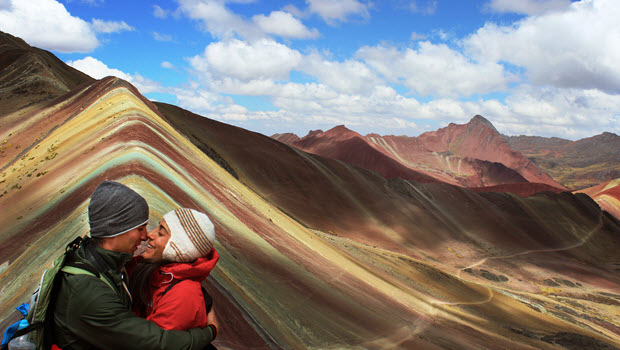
1 0 619 139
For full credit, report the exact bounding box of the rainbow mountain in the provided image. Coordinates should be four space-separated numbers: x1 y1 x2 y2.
1 31 619 349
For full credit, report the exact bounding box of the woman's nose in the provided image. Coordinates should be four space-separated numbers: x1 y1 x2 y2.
146 228 157 239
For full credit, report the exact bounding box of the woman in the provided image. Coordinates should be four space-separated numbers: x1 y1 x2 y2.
128 208 219 334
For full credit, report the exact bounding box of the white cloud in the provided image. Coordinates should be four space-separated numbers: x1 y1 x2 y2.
173 83 248 119
410 0 438 15
66 56 132 80
503 85 620 132
66 57 162 94
484 0 572 15
161 1 619 139
307 0 369 24
0 0 99 52
161 61 175 69
413 85 620 139
357 42 512 97
189 39 303 82
153 4 169 18
300 53 381 94
72 0 104 5
91 19 134 33
129 73 163 94
282 4 304 18
410 32 427 41
464 0 620 94
170 73 619 139
252 11 319 39
177 0 262 40
177 0 320 41
153 32 173 41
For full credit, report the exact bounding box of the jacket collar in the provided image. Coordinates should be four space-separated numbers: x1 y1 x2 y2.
77 237 133 273
152 249 219 287
95 245 133 272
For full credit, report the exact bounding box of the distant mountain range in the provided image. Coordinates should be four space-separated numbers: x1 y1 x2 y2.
273 117 619 192
2 30 619 349
505 132 620 190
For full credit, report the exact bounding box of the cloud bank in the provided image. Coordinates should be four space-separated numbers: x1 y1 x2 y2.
2 0 617 139
0 0 98 52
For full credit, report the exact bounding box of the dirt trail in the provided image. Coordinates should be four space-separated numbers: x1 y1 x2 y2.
457 215 603 279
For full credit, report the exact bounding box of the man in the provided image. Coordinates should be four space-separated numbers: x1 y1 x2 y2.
52 181 218 349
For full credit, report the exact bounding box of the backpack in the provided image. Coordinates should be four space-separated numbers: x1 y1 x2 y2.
1 237 113 350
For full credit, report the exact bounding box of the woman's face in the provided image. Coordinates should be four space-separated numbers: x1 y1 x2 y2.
141 219 171 261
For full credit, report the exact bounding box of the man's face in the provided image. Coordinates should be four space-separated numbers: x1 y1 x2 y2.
107 224 148 254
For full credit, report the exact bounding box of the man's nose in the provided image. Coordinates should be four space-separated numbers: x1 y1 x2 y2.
145 228 156 240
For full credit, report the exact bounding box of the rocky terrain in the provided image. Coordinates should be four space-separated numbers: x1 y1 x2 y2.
1 31 619 349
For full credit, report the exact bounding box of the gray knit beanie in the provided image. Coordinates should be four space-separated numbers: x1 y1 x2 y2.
88 181 149 238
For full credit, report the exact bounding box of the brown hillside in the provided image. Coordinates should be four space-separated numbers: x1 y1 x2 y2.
507 132 620 190
0 30 93 116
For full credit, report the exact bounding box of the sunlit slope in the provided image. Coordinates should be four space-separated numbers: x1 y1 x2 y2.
578 179 620 221
366 116 566 190
157 101 620 349
0 78 617 349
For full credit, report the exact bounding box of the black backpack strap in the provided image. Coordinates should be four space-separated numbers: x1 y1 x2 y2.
0 321 45 350
64 236 109 276
161 281 213 312
10 322 45 338
202 287 213 313
163 280 182 295
84 240 110 274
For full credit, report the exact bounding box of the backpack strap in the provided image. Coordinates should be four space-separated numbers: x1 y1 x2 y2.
202 286 213 313
161 281 213 312
84 240 110 274
162 280 182 295
61 265 115 291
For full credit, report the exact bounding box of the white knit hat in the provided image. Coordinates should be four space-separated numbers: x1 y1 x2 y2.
162 208 216 262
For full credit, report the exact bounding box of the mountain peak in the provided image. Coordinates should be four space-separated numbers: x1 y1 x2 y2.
271 133 300 145
305 129 323 137
326 125 355 134
469 115 498 133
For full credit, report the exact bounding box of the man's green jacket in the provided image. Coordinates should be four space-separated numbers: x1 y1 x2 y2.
52 238 215 349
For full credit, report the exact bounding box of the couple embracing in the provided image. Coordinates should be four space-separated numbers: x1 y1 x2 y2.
52 181 220 349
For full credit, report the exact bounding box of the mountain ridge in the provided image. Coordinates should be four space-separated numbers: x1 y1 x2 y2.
275 117 568 194
276 117 618 193
506 131 620 189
